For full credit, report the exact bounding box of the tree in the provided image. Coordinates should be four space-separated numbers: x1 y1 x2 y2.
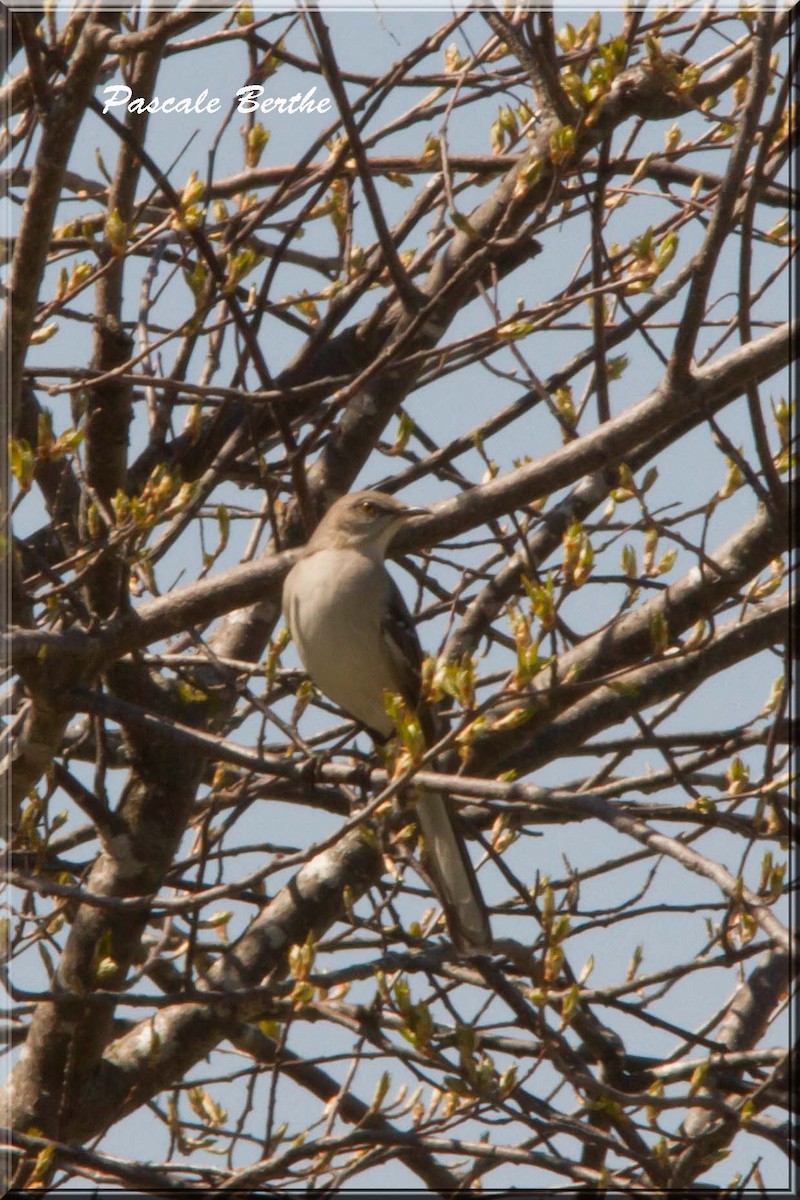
2 4 795 1191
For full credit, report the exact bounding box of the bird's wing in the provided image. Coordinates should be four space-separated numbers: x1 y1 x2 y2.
381 575 423 698
380 575 437 744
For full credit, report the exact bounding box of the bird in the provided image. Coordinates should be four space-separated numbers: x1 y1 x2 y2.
282 489 492 953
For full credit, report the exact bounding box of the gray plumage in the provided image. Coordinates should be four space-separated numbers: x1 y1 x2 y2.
282 490 492 953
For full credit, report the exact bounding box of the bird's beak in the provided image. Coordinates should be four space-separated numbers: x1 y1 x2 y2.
403 505 430 519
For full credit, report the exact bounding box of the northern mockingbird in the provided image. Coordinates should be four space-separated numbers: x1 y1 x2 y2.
282 490 492 953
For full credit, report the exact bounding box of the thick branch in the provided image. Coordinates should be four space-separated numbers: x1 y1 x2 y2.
4 13 115 425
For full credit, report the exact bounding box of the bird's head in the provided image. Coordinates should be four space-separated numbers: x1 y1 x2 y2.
311 490 430 554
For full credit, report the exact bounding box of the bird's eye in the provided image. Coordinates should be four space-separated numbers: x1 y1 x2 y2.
361 500 376 515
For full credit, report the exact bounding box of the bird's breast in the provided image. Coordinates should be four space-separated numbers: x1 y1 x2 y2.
283 549 394 735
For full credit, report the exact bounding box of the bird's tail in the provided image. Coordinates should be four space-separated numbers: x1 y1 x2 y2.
415 792 492 954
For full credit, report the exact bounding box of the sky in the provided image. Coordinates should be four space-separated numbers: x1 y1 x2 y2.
3 3 793 1191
